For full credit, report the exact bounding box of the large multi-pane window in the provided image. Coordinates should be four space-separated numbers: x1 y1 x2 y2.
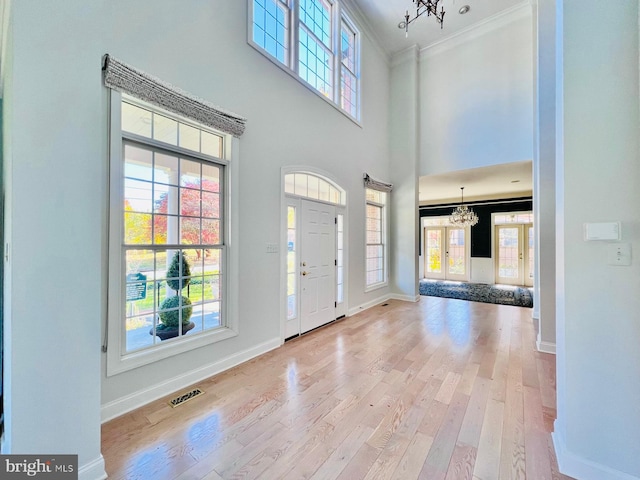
365 188 387 288
250 0 360 120
110 97 230 372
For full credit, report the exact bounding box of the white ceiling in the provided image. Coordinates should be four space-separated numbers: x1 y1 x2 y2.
351 0 527 56
419 161 533 205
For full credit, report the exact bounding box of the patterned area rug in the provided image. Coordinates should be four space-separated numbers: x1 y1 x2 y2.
419 279 534 308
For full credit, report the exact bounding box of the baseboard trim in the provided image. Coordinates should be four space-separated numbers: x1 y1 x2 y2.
553 430 639 480
79 455 107 480
536 339 556 354
390 293 420 302
348 293 391 317
101 338 281 423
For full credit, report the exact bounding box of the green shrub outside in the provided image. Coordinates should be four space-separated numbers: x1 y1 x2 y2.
166 252 191 291
158 295 193 328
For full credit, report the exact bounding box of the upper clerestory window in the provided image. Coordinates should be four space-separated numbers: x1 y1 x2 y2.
249 0 361 122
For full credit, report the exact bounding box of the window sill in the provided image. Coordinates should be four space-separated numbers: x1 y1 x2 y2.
106 326 238 377
365 281 388 293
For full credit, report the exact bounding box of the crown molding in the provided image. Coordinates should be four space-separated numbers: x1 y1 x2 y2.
391 44 419 68
340 0 391 66
420 1 532 59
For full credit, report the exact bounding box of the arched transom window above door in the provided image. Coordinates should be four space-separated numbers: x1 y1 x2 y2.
284 172 346 205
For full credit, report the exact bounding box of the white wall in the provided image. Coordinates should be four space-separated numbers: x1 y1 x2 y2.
2 0 391 475
389 47 419 300
3 1 107 477
554 1 640 478
419 6 533 177
534 0 557 353
470 257 494 284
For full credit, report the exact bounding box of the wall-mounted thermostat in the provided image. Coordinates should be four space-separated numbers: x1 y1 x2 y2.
584 222 621 241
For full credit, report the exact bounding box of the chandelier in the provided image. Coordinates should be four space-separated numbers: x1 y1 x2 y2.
398 0 446 37
449 187 479 227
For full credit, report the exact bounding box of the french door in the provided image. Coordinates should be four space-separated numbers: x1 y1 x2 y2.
495 224 534 286
424 227 468 281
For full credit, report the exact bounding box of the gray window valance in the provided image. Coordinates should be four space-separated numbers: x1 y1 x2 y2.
363 173 393 192
102 54 247 137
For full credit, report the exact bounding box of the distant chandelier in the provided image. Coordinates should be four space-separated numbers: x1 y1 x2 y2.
398 0 446 37
449 187 479 227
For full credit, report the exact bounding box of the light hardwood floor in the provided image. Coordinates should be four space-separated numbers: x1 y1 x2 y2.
102 296 572 480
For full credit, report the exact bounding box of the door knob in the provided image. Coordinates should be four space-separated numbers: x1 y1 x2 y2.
302 271 309 276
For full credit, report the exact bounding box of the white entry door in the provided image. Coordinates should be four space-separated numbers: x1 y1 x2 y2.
300 200 336 333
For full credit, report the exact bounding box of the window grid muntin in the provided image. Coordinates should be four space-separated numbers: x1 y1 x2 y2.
121 125 226 353
340 19 356 72
424 216 451 227
299 0 332 48
249 0 359 120
284 172 346 206
340 69 357 117
299 25 334 98
447 229 466 275
339 17 358 117
495 213 534 224
122 99 224 158
298 0 334 97
252 0 291 65
124 247 224 353
426 229 443 274
123 141 224 248
498 227 520 278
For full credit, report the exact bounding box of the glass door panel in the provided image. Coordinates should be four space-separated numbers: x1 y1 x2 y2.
425 228 444 279
446 228 466 280
495 224 534 286
496 226 520 284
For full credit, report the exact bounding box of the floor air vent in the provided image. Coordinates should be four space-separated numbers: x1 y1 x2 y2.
381 303 389 306
169 388 204 408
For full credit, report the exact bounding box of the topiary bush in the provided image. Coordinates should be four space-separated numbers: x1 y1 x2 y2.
166 251 191 291
153 251 194 334
158 295 193 328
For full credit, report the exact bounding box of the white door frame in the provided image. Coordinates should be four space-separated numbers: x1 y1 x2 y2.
280 167 347 342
